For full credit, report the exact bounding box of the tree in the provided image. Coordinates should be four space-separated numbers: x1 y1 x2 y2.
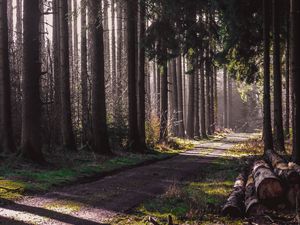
186 65 195 138
127 0 144 151
0 0 15 153
159 62 168 142
291 0 300 162
272 0 285 152
194 65 200 138
21 0 44 162
263 0 274 151
171 58 179 136
285 1 290 138
223 67 228 128
200 52 207 138
88 0 112 154
137 0 147 149
81 0 89 143
59 0 76 150
176 56 185 137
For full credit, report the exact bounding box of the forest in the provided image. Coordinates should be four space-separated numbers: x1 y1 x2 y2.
0 0 300 224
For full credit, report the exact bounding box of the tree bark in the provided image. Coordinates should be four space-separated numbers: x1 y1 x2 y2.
59 0 76 150
200 57 207 138
137 0 146 148
81 0 89 144
273 0 285 152
171 58 179 136
186 68 195 139
263 0 274 151
21 0 44 162
252 160 284 204
0 0 15 153
223 67 228 128
159 62 168 142
127 0 144 151
291 0 300 163
285 1 290 139
194 66 200 138
177 56 185 137
88 0 111 154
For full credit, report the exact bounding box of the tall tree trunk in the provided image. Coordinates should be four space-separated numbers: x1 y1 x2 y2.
177 56 185 137
22 0 44 162
291 0 300 162
228 76 233 129
285 1 290 139
171 58 179 136
59 0 76 150
88 0 111 154
273 0 285 152
159 62 168 142
53 0 61 146
210 65 215 133
263 0 274 151
223 67 228 128
194 66 200 138
214 66 218 130
127 0 144 151
137 0 146 148
116 0 123 105
111 0 117 116
0 0 15 153
187 67 195 139
200 56 207 138
206 50 212 135
156 60 161 119
81 0 89 144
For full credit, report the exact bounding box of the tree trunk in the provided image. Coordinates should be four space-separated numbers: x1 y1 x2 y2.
177 56 185 137
285 1 290 139
137 0 146 149
194 66 200 138
116 0 123 105
111 0 117 116
273 0 285 152
200 57 207 138
291 0 300 163
88 0 111 154
171 58 179 136
81 0 89 144
0 0 15 153
186 68 195 139
159 62 168 142
263 0 274 151
59 0 76 150
127 0 144 151
206 50 211 135
228 77 233 129
21 0 44 162
223 67 228 128
210 66 215 133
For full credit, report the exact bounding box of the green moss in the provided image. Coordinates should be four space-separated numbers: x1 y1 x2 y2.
0 179 26 200
44 200 84 213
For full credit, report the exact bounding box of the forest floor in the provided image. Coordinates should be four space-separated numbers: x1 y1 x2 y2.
0 133 260 225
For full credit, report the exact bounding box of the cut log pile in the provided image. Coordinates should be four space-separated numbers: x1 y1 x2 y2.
222 150 300 218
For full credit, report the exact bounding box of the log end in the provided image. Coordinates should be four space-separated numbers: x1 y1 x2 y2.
257 178 284 204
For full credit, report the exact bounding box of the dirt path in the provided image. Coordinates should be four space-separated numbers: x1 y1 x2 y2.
0 133 256 225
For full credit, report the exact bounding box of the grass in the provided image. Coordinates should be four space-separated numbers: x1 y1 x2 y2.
0 137 196 201
110 134 264 225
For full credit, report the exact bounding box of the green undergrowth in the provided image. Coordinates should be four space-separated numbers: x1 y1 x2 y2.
0 137 197 201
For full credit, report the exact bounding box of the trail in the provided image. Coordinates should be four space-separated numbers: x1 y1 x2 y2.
0 133 256 225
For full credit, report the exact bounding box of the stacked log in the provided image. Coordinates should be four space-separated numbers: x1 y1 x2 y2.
252 160 284 204
222 149 300 218
265 149 300 184
222 172 247 217
245 174 266 216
